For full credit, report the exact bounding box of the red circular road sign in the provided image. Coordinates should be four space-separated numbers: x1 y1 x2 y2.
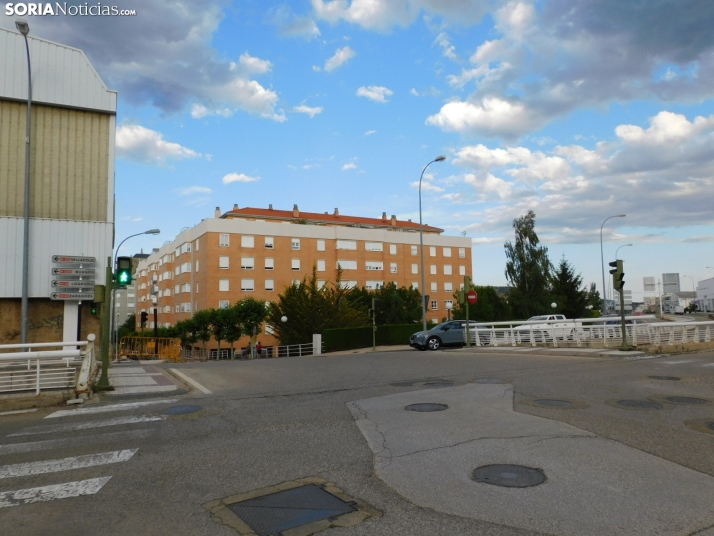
467 290 478 304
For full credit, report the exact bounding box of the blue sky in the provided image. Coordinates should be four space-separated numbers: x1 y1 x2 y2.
4 0 714 300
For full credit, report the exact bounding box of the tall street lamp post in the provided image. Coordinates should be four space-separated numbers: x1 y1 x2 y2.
16 19 32 346
600 214 626 315
419 155 446 332
683 275 695 292
615 243 633 259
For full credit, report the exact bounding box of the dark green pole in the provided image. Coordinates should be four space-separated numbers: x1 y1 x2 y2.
372 297 376 352
619 287 628 351
97 256 113 388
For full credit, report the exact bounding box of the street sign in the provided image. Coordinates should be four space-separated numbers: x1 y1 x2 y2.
51 292 95 300
467 290 478 304
51 268 96 276
51 280 95 288
52 255 96 264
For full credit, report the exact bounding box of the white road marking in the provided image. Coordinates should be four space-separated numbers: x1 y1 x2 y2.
0 430 152 455
0 449 137 479
0 409 38 417
170 368 212 394
45 399 178 419
661 360 696 365
701 363 714 367
0 477 112 508
9 415 165 437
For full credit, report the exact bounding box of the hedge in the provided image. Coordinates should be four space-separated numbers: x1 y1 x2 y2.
323 323 433 353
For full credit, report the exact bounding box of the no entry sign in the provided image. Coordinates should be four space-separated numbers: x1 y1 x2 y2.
467 290 478 304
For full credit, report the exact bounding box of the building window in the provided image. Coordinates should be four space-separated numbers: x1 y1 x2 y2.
219 256 229 269
431 282 437 292
196 282 199 293
411 263 418 274
219 279 230 292
195 239 200 251
181 243 191 254
430 246 436 257
292 280 301 287
412 282 418 289
444 265 452 275
431 300 438 310
337 240 357 250
220 234 230 247
366 281 384 290
318 280 326 289
339 280 358 289
292 259 301 271
366 261 383 271
174 267 180 276
459 247 466 258
365 242 383 251
182 262 191 273
128 293 135 298
291 238 300 250
265 258 274 270
127 303 135 308
390 263 397 274
317 239 326 251
411 245 418 256
182 283 191 293
430 265 437 275
389 244 397 255
175 305 180 313
175 247 180 257
443 247 452 257
241 257 255 270
196 261 200 272
241 279 254 291
241 235 255 248
265 279 274 291
444 282 453 292
317 260 326 272
459 266 466 276
219 300 230 309
265 236 274 249
460 282 465 290
174 284 180 294
265 324 275 335
337 260 357 270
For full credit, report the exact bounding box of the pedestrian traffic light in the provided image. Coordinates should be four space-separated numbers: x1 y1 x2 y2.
369 309 375 320
90 302 98 316
609 260 625 291
116 256 132 286
140 311 148 328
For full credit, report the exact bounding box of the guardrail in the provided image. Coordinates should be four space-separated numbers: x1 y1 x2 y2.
188 342 322 360
0 335 96 396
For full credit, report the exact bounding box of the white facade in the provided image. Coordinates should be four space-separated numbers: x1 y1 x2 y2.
696 277 714 312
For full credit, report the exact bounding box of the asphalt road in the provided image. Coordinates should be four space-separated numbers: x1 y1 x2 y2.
1 349 713 535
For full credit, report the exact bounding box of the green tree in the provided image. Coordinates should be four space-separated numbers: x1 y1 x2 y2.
551 257 588 319
191 309 212 360
504 210 552 318
586 282 602 314
118 314 136 340
222 306 244 358
235 297 269 350
173 318 198 357
345 283 422 325
452 285 512 322
208 308 228 356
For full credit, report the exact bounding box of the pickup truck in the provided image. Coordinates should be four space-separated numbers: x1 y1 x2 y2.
514 315 581 342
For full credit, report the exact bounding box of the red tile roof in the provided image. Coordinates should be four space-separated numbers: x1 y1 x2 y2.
222 207 443 233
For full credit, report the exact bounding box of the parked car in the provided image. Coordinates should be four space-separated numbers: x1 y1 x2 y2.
410 320 487 351
514 314 581 342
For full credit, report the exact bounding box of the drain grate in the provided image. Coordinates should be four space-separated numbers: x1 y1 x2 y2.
649 376 680 381
227 484 355 536
471 464 546 488
664 396 709 405
405 403 448 412
390 382 414 387
163 405 202 415
473 378 507 384
423 381 453 387
533 399 573 408
616 400 663 409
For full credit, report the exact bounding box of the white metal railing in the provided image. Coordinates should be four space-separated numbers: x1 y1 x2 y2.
188 342 322 360
0 335 96 396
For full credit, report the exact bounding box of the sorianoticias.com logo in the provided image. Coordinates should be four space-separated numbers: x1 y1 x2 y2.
4 3 137 16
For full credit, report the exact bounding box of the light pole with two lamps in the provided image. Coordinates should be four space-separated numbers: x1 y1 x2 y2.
600 214 626 315
419 155 446 332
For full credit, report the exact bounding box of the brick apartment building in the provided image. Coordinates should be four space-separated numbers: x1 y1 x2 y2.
134 205 473 347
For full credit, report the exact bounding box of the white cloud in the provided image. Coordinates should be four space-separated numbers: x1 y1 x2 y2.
236 53 273 75
190 103 234 119
435 32 457 61
269 5 321 40
222 173 260 184
356 85 393 103
293 105 324 118
364 130 377 136
312 65 322 72
303 164 321 170
325 46 356 72
116 124 201 165
175 186 212 196
410 181 444 192
342 162 357 170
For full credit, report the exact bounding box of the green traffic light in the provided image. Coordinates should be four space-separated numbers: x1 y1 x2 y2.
117 271 130 284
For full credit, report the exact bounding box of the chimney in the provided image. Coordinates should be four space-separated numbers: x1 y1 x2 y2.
233 203 238 210
215 206 221 218
293 204 299 217
333 208 339 216
391 214 397 226
382 212 387 221
269 204 273 210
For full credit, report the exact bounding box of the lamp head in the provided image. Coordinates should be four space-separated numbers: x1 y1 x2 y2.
144 229 160 235
617 214 626 218
15 19 29 36
551 302 557 309
434 155 446 162
280 316 287 323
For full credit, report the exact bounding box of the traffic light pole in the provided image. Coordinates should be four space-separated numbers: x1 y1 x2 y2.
619 288 628 351
97 256 113 388
372 297 376 352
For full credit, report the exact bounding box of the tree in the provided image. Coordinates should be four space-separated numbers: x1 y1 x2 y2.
550 257 588 319
345 282 422 325
452 285 511 322
586 282 602 314
191 309 212 360
208 308 228 356
235 297 269 349
504 211 552 318
173 318 198 357
222 306 243 358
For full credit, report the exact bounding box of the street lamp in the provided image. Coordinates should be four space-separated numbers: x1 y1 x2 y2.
419 155 446 332
600 214 626 315
683 275 695 292
615 243 633 259
16 19 32 346
445 301 453 321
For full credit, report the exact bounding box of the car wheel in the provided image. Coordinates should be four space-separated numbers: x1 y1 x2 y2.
427 337 441 351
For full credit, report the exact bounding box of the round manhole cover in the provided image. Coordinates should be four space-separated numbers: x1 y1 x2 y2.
390 382 414 387
405 403 448 412
664 396 709 405
471 464 546 488
424 382 454 387
474 378 507 384
616 400 663 409
533 399 573 408
163 405 202 415
649 376 680 381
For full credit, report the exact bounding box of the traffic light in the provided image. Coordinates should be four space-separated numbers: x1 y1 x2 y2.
368 309 375 320
90 302 98 316
140 311 148 328
116 256 132 286
609 260 624 291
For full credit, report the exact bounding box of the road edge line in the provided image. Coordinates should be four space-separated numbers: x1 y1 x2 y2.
168 369 212 394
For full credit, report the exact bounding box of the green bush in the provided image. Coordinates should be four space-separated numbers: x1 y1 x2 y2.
323 323 431 352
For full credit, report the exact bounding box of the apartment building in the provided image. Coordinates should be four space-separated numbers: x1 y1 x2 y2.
134 205 473 347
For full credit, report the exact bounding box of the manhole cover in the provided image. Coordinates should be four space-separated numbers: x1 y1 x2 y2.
424 381 454 387
664 396 709 405
474 378 507 384
390 382 414 387
533 399 573 408
616 400 663 409
471 464 546 488
405 403 448 412
649 376 680 381
227 484 355 536
163 405 202 415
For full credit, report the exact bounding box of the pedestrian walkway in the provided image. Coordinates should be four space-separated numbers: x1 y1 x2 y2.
108 363 182 395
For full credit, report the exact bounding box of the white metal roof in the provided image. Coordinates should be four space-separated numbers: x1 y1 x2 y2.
0 27 116 113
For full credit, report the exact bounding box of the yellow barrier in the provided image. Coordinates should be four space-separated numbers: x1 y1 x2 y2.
119 337 183 362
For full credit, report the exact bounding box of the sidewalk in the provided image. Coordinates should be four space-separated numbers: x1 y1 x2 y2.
107 361 184 396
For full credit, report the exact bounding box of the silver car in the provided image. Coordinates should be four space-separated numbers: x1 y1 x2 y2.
410 321 470 351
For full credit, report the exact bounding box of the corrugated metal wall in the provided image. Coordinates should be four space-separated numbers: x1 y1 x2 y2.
0 217 112 297
0 100 110 221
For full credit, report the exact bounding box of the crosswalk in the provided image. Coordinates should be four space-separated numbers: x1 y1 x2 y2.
0 397 176 508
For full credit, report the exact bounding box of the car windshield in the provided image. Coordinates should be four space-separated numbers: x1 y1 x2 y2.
432 322 451 330
527 316 549 321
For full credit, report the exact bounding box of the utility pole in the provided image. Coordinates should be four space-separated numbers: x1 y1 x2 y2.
97 256 113 388
464 276 471 347
371 297 377 352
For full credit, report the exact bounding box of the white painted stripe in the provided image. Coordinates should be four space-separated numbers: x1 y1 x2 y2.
169 368 212 394
701 363 714 367
0 477 112 508
661 360 696 365
0 449 137 479
106 385 177 395
0 409 38 416
9 415 165 437
45 399 178 419
0 429 152 455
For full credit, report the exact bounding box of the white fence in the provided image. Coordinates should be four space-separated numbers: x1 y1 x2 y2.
188 341 322 361
0 335 96 396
